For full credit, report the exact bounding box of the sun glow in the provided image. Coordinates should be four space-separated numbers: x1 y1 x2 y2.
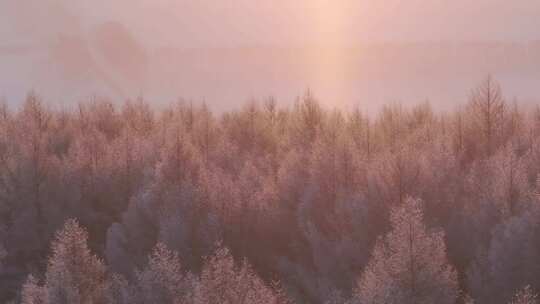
307 0 352 106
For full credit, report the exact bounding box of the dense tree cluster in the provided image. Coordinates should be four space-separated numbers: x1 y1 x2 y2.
1 77 540 303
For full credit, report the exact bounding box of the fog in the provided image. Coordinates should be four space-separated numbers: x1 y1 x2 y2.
1 0 540 110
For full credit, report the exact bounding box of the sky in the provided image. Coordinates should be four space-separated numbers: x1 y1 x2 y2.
3 0 540 47
1 0 540 109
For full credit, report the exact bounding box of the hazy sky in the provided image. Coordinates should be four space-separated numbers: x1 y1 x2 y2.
2 0 540 48
1 0 540 109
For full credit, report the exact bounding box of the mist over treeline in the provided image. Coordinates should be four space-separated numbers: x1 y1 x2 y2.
2 77 540 303
2 37 540 111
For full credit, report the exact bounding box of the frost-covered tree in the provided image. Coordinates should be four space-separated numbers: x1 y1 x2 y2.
132 243 195 304
194 244 285 304
20 275 47 304
2 85 539 303
354 198 458 304
467 205 540 304
377 103 407 151
510 286 538 304
0 234 6 270
21 219 106 304
347 107 372 159
375 146 423 205
463 294 475 304
490 146 530 216
4 93 58 263
46 219 107 304
105 190 160 276
467 75 506 155
290 90 323 148
103 274 134 304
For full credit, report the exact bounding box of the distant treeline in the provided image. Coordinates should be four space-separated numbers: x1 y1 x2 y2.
1 76 540 303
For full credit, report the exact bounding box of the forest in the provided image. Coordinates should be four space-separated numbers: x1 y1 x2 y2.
1 76 540 304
